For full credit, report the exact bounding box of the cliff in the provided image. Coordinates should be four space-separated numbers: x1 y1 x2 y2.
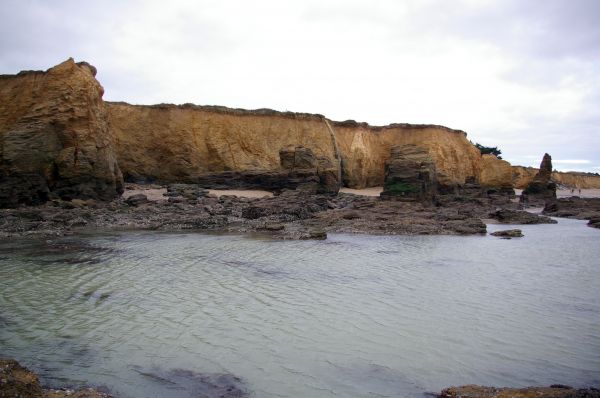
0 59 123 207
513 166 600 189
107 103 340 183
107 104 486 189
332 121 482 189
478 154 513 189
1 59 504 207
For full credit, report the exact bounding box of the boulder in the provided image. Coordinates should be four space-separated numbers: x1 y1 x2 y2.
491 229 523 238
0 59 124 208
521 153 557 203
125 193 149 206
380 145 437 202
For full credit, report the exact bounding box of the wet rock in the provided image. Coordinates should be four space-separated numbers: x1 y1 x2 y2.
380 145 437 202
489 209 557 224
0 358 111 398
125 193 149 206
521 153 557 204
0 358 44 397
491 229 523 238
133 366 249 398
438 384 600 398
543 198 600 228
588 217 600 229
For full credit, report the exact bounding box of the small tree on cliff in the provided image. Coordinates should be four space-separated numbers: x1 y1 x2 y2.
473 142 502 159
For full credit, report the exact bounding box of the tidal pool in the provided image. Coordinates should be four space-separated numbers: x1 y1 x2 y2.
1 218 599 397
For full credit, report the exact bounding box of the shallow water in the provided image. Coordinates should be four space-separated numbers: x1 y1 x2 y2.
1 218 599 397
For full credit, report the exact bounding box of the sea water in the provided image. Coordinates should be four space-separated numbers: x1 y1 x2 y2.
1 218 599 397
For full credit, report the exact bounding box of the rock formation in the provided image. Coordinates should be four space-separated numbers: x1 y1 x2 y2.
0 59 123 207
513 166 600 189
439 384 600 398
380 145 437 202
521 153 557 202
0 358 110 397
0 59 517 208
332 120 482 189
478 154 514 194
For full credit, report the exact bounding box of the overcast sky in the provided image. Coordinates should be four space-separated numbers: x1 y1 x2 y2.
1 0 599 172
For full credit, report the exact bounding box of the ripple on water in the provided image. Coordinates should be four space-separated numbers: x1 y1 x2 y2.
1 225 599 397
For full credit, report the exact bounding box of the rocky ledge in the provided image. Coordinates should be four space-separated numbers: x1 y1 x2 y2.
439 384 599 398
543 197 600 229
0 182 560 240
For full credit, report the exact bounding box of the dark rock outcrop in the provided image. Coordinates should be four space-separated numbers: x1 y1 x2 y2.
439 384 600 398
521 153 557 204
0 358 111 397
491 229 523 238
489 209 557 224
543 197 600 228
0 59 124 208
380 145 437 202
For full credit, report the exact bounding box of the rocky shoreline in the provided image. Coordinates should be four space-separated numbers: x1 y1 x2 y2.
0 181 564 241
2 358 598 398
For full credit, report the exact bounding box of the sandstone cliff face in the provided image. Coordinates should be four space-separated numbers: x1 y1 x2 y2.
479 154 513 189
0 59 123 207
107 103 340 183
108 104 484 190
332 121 482 189
513 166 600 189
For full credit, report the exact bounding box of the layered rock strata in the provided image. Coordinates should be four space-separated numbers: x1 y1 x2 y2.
0 59 123 208
513 168 600 189
380 145 437 202
331 120 482 189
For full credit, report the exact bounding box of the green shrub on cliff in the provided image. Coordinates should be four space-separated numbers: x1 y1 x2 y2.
472 142 502 159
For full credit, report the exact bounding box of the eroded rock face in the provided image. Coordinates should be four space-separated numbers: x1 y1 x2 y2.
0 59 123 208
380 145 437 202
107 102 484 190
334 121 482 189
479 154 514 194
521 153 557 203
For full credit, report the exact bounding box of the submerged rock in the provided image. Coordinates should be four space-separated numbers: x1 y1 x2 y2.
133 366 249 398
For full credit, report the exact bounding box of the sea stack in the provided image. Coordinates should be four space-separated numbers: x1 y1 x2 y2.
380 145 437 202
521 153 557 203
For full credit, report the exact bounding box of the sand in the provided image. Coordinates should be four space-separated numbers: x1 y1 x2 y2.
123 185 600 202
340 187 383 196
122 185 273 201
